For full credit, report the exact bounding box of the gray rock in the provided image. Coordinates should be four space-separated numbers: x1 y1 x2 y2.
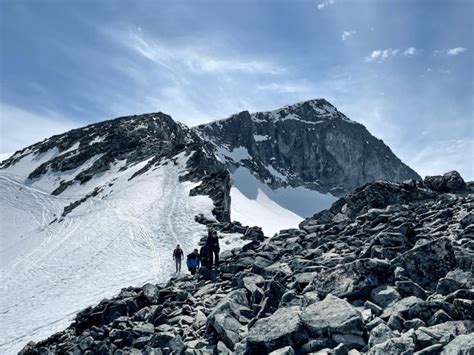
395 280 428 300
370 286 401 308
393 237 457 288
368 323 395 348
269 346 295 355
414 321 474 349
312 259 394 299
367 336 415 355
441 333 474 355
404 318 425 330
211 313 241 350
301 294 364 337
381 296 423 319
247 306 307 353
436 269 473 295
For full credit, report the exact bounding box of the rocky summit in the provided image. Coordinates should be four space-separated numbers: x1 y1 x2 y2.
20 171 474 355
197 99 420 196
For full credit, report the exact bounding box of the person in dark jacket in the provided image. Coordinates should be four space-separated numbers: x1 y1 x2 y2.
173 244 184 273
199 244 209 269
206 229 220 269
186 249 201 275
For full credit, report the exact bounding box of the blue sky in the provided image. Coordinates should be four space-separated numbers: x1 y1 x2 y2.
1 0 472 179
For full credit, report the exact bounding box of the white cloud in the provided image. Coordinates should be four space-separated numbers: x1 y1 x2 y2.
0 102 78 153
317 0 334 10
256 82 315 94
366 47 423 62
341 30 356 41
447 47 467 56
403 47 419 57
126 30 282 75
365 48 399 63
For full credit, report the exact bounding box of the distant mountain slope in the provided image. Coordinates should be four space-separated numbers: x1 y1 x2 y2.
196 99 420 197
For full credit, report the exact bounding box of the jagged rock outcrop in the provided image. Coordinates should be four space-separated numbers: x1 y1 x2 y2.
196 99 420 196
20 171 473 355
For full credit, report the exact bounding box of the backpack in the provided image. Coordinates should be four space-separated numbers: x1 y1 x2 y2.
186 254 199 269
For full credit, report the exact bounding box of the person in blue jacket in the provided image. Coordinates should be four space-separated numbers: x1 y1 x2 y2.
186 249 201 275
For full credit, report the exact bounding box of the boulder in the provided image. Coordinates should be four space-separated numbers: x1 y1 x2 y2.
211 313 241 350
370 286 401 308
312 259 394 299
441 334 474 355
381 296 423 319
392 237 457 289
424 171 465 192
436 269 473 295
301 294 364 337
367 336 415 355
395 280 427 300
269 346 295 355
246 306 307 354
414 321 474 349
443 171 466 191
368 323 395 348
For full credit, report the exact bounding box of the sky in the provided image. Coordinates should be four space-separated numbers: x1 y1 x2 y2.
0 0 473 179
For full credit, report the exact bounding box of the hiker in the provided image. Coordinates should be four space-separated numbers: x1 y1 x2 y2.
206 229 220 269
173 244 184 273
186 249 201 275
200 244 209 269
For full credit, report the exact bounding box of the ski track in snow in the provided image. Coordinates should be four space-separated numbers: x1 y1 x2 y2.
0 158 220 354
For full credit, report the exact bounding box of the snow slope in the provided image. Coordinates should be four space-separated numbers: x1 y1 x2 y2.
230 168 336 236
0 152 220 354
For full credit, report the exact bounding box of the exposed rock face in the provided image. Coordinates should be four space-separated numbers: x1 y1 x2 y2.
196 99 420 196
20 171 473 355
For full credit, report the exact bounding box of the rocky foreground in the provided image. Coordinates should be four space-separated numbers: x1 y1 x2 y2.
20 171 473 355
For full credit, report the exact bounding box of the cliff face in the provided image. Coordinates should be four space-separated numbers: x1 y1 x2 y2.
196 99 420 196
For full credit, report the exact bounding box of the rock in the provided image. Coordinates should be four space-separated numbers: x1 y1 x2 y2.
368 323 395 348
211 313 241 350
364 301 383 316
299 338 336 353
424 175 446 192
367 336 415 355
269 346 295 355
404 301 457 323
387 314 405 332
414 344 443 355
414 321 474 349
441 334 474 354
246 306 307 354
395 280 428 300
370 286 401 308
332 334 365 349
301 294 364 337
436 269 473 295
443 171 466 191
312 259 394 299
453 298 474 319
404 318 425 330
424 171 465 192
241 275 265 294
381 296 423 319
393 237 457 289
427 309 453 326
216 341 233 355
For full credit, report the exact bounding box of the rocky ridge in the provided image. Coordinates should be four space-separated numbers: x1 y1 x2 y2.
20 171 474 355
196 99 420 196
